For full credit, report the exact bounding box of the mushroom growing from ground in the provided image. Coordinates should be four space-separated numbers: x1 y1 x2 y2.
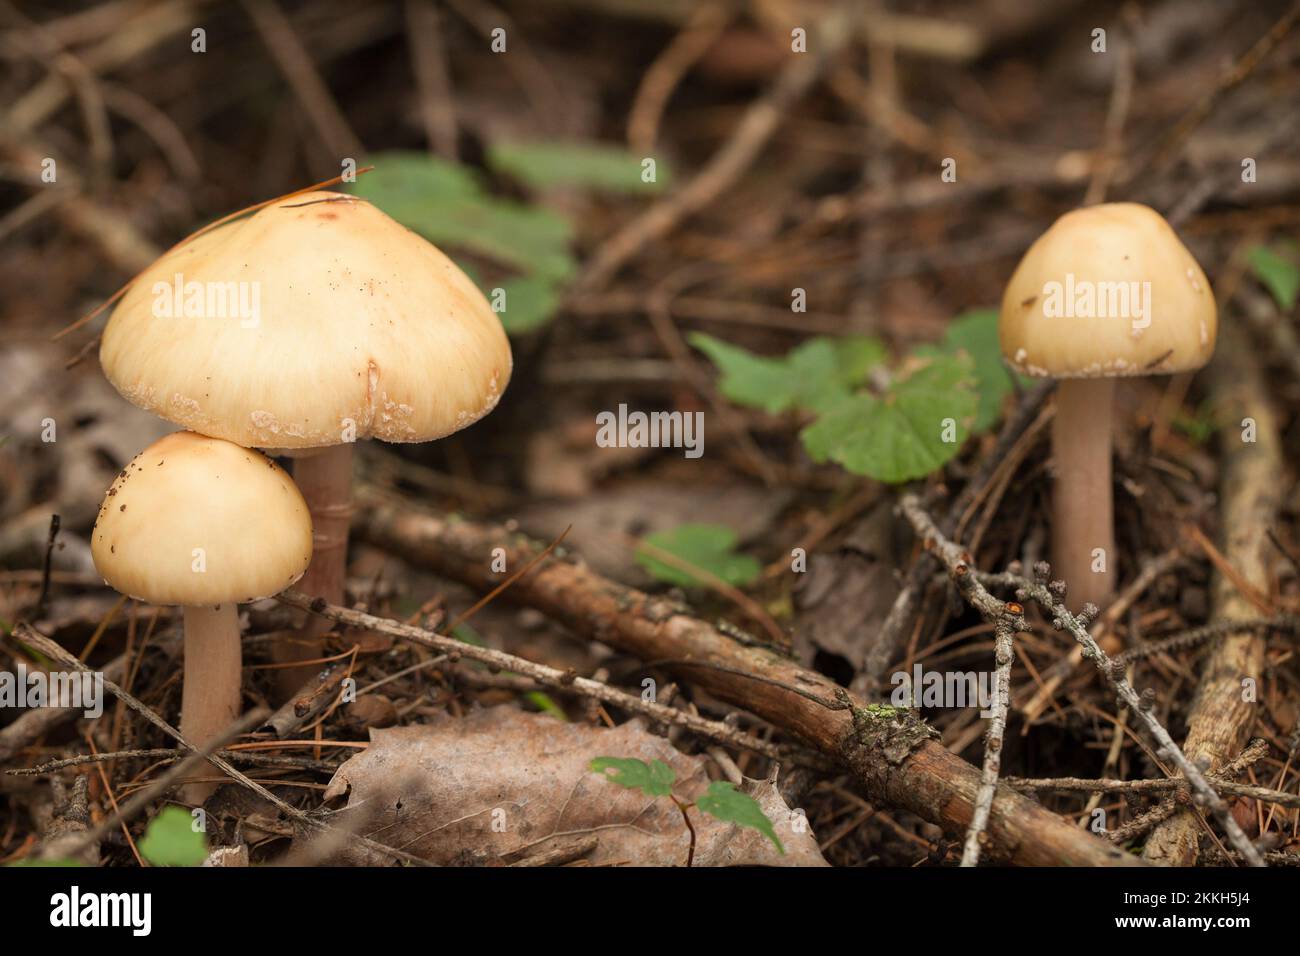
999 202 1216 608
97 190 512 693
90 431 313 802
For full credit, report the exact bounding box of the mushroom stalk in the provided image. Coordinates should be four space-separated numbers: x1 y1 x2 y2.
277 443 354 695
1051 378 1116 608
181 602 241 803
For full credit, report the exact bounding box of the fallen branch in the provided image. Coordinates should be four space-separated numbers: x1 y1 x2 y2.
353 486 1137 866
1143 323 1283 864
276 588 827 770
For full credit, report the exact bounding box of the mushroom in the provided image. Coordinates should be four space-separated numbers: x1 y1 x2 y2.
90 431 313 802
999 202 1216 608
97 190 512 693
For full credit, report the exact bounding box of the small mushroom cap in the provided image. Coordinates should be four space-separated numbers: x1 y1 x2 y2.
91 432 313 605
999 203 1216 378
100 191 512 448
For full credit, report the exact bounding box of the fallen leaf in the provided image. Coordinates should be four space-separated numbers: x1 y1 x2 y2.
312 707 827 867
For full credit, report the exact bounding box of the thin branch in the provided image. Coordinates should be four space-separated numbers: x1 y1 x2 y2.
12 623 432 867
897 495 1026 867
275 589 821 769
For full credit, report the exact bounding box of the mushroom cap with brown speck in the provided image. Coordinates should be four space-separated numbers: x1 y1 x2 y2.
99 191 512 448
999 203 1216 379
91 432 313 605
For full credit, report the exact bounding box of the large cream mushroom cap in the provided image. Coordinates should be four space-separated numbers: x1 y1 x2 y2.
100 191 512 448
999 203 1216 379
91 431 313 605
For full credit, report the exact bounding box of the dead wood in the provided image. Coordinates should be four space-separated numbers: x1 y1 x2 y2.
1143 323 1283 864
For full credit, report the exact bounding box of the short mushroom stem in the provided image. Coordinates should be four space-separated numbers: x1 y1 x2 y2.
180 602 241 804
1051 378 1117 609
275 443 354 698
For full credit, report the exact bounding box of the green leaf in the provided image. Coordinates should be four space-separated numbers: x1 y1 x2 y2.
491 275 561 334
915 309 1030 432
1248 243 1300 312
452 623 484 645
524 690 567 719
801 354 978 483
487 141 669 194
138 806 207 867
351 151 577 282
635 524 761 588
589 757 676 797
690 332 886 415
695 781 784 854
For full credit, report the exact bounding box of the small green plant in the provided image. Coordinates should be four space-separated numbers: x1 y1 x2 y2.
589 757 783 865
137 805 207 867
352 143 665 334
1248 241 1300 311
1172 397 1221 445
692 309 1029 483
635 523 760 588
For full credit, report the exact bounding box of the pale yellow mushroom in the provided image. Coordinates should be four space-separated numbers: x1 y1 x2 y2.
91 431 313 802
98 191 512 691
999 203 1216 608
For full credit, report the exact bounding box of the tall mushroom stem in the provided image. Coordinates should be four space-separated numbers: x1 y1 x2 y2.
275 442 354 697
1051 378 1116 609
180 602 241 803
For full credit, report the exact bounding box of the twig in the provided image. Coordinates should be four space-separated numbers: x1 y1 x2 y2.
1113 616 1300 668
42 710 268 862
961 616 1016 866
8 749 340 776
35 513 59 616
896 495 1026 867
404 0 458 159
1082 14 1134 206
1108 797 1179 845
1139 0 1300 176
275 589 816 768
0 651 127 764
974 568 1267 867
574 4 856 291
12 623 433 866
1019 547 1183 724
242 0 363 159
645 270 779 486
627 1 731 155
